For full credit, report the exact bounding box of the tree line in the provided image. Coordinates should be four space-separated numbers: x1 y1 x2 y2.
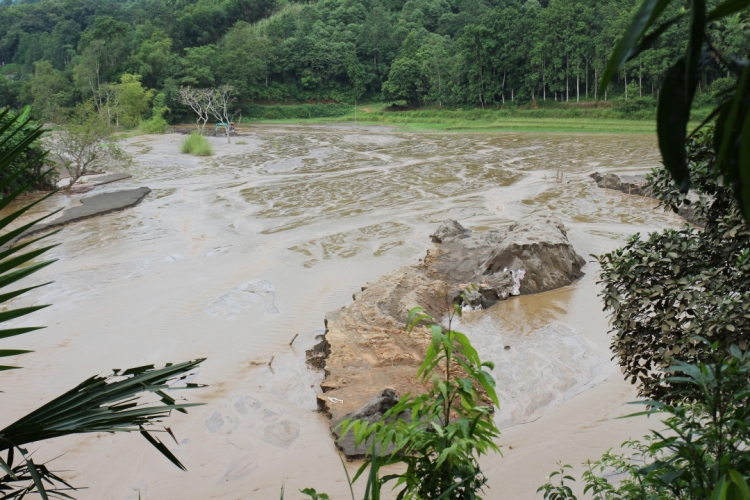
0 0 748 122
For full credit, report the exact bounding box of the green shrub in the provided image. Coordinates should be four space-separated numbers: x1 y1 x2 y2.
180 132 214 156
598 128 750 402
137 116 169 134
138 94 170 134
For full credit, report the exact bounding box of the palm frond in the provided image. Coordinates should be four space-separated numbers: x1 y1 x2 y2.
0 106 59 374
0 360 206 497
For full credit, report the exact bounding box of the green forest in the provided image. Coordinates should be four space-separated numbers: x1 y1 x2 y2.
0 0 748 123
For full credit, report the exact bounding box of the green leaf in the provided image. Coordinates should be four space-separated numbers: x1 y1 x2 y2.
25 457 49 500
627 13 687 63
717 63 750 177
0 451 16 479
657 58 692 191
728 470 750 498
685 0 707 103
0 326 46 340
599 0 672 94
0 349 32 358
140 427 186 471
707 0 750 21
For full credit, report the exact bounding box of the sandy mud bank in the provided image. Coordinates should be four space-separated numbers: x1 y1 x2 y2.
312 212 586 457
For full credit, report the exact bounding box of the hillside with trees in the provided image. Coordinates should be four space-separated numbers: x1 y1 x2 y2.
1 0 746 122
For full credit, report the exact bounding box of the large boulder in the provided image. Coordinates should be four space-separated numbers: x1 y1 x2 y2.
481 213 586 295
310 212 586 426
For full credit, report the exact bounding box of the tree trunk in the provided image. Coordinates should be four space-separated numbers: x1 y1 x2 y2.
594 66 598 100
566 54 569 102
478 44 485 109
576 59 580 102
501 69 506 105
639 61 642 98
437 62 442 108
624 70 628 100
585 58 589 98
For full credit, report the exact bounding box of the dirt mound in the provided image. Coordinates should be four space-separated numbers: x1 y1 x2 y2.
310 212 586 450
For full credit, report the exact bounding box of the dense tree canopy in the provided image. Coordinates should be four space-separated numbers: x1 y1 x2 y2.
0 0 747 121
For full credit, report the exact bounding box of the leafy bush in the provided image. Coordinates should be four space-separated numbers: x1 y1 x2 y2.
138 115 169 134
597 128 750 402
538 346 750 500
180 132 214 156
335 297 501 500
138 94 170 134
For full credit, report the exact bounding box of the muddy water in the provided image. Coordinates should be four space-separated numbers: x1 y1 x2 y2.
2 125 682 499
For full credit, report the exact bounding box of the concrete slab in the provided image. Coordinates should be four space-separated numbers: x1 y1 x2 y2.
23 187 151 239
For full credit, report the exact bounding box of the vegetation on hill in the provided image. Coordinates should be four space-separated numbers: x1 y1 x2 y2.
0 0 747 123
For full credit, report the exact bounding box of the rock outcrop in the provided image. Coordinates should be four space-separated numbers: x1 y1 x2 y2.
590 172 652 197
590 172 704 227
310 212 586 453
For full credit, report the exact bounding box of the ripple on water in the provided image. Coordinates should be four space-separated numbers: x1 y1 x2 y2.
455 316 608 429
205 279 280 321
289 221 411 264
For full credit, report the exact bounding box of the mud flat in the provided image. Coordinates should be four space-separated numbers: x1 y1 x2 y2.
63 172 133 194
0 128 688 499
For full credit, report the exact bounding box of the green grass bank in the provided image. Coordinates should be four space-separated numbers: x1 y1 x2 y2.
240 102 711 134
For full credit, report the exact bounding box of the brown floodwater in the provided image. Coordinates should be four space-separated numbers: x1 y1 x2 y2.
1 125 683 499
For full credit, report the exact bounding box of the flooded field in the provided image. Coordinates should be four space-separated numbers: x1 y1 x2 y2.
1 125 683 499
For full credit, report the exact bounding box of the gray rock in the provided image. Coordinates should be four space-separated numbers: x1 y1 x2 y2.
342 388 399 423
590 172 651 196
333 389 401 459
481 213 586 295
316 212 587 426
20 187 151 240
430 219 471 243
590 172 705 227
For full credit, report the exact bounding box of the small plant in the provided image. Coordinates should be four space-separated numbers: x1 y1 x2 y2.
338 292 501 499
236 140 248 145
300 488 330 500
537 463 576 500
180 132 214 156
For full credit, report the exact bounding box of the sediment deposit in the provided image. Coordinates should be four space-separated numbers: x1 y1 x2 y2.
313 212 586 438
